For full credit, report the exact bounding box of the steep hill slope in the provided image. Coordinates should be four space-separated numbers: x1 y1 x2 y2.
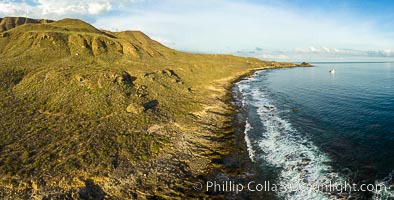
0 17 295 199
0 17 53 32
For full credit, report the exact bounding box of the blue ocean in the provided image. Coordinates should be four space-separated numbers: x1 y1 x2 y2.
234 63 394 199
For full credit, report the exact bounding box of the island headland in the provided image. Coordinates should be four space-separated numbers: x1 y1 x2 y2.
0 17 304 199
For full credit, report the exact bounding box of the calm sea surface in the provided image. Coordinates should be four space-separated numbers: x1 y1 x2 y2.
234 63 394 199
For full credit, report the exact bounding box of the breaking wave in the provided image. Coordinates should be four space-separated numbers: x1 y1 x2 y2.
244 120 255 162
373 170 394 199
236 72 344 199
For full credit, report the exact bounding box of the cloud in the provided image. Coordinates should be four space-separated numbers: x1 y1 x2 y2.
294 48 308 53
295 46 350 54
0 1 33 17
150 36 176 46
234 48 291 60
87 1 112 15
235 46 394 62
309 46 319 53
0 0 139 21
293 47 394 58
95 0 394 54
322 47 330 53
1 0 394 61
366 49 394 57
259 54 289 60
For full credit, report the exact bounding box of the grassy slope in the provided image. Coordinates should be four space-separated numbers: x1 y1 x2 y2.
0 17 295 198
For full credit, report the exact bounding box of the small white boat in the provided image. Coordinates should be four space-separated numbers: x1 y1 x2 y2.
329 69 335 74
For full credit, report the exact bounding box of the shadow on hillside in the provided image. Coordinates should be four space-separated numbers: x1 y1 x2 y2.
78 179 105 200
143 100 158 111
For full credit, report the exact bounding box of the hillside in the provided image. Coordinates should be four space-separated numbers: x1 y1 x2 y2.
0 17 295 199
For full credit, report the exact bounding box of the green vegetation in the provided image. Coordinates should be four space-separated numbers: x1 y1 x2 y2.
0 17 295 198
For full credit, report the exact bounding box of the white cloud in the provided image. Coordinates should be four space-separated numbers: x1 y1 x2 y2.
309 46 319 53
366 49 394 57
259 54 289 60
294 48 308 53
322 47 331 53
293 47 394 58
87 1 112 15
0 0 137 21
382 49 392 56
1 0 394 61
91 0 394 54
37 0 113 16
151 36 176 46
0 2 34 17
237 46 394 62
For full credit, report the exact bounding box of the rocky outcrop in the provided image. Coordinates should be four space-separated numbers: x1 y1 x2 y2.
296 62 313 67
126 103 144 114
0 17 53 32
116 71 135 85
143 100 158 111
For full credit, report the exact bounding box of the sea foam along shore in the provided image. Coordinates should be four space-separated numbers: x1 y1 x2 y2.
234 70 347 200
234 69 394 200
195 62 302 199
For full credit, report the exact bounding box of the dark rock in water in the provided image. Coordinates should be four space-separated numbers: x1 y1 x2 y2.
143 100 158 110
292 108 300 112
285 154 297 161
341 168 352 175
296 62 313 67
300 158 311 165
263 105 275 110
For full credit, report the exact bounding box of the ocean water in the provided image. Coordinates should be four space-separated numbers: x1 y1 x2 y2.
234 63 394 199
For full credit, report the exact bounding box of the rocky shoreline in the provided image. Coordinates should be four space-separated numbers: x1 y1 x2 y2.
195 64 301 199
0 63 301 199
0 16 306 199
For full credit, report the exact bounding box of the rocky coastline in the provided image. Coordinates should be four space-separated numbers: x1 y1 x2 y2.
194 64 301 199
0 16 304 199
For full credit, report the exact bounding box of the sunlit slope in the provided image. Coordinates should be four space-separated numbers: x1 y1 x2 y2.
0 17 294 198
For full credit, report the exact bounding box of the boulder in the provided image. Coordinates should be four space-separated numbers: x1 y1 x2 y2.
126 103 144 114
300 158 311 165
143 100 158 110
116 71 136 85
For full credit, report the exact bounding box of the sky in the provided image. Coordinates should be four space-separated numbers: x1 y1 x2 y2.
1 0 394 62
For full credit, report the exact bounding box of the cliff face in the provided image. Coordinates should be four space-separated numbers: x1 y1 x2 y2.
0 17 176 59
0 17 53 32
0 17 294 198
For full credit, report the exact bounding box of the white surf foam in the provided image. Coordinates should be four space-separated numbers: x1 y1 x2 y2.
235 80 256 162
244 119 256 162
373 170 394 199
237 73 345 199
